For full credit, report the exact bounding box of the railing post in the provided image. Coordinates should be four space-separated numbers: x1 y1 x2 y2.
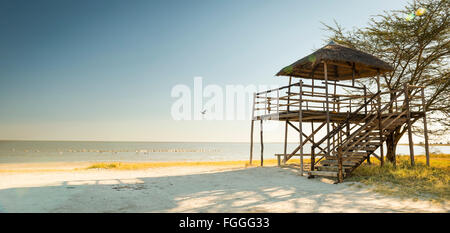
310 146 315 176
283 77 292 164
337 146 344 183
249 93 256 165
421 87 430 166
376 73 384 167
265 92 268 115
299 81 304 176
363 85 367 115
260 119 264 167
324 62 331 157
404 84 415 166
276 89 280 115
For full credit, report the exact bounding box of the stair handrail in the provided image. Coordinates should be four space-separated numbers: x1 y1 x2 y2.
309 91 381 170
339 89 406 154
312 91 382 150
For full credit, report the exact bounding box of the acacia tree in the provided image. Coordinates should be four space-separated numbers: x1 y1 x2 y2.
324 0 450 163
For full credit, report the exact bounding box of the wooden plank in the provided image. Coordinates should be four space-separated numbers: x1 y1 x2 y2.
249 120 254 165
337 147 344 183
321 160 358 166
249 93 256 165
324 62 331 157
421 87 430 166
309 170 339 177
299 81 304 176
260 120 264 166
404 84 415 166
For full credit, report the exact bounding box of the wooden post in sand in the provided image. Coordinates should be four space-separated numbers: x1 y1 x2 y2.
421 87 430 166
299 81 304 176
260 119 264 166
324 62 331 156
404 83 415 166
249 93 256 165
376 72 384 167
283 77 292 165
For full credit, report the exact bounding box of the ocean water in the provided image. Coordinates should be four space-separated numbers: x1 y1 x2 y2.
0 141 448 164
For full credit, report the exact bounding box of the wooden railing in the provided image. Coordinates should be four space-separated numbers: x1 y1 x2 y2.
252 82 425 120
252 81 374 120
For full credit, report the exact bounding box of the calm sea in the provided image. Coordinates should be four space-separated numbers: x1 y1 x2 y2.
0 141 448 164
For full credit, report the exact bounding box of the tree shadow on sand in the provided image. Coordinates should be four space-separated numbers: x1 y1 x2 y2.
0 167 445 213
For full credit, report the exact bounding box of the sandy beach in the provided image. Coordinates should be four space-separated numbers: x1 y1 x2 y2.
0 163 448 213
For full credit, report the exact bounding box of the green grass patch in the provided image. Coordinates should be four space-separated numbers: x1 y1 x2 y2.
347 154 450 202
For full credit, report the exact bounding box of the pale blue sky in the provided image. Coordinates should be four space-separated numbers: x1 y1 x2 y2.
0 0 408 142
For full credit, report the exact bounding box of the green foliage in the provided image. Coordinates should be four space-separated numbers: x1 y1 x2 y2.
324 0 450 139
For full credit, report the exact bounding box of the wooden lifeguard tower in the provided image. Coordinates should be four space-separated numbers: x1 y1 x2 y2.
249 42 431 183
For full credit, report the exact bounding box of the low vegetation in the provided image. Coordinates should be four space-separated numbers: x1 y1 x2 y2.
85 158 305 170
347 154 450 202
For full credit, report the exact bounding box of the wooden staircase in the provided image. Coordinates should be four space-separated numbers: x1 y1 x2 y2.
307 89 409 182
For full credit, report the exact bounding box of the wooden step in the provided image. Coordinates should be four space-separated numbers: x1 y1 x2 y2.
351 136 385 141
353 142 381 146
308 170 338 177
364 131 381 136
316 165 352 172
327 156 365 161
320 160 358 166
332 151 369 157
348 146 378 151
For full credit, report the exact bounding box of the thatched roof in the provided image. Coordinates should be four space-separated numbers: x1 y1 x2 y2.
276 42 393 80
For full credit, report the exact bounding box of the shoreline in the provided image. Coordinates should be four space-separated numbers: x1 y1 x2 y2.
0 159 291 173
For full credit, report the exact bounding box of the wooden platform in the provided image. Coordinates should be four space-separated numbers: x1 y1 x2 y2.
255 110 424 123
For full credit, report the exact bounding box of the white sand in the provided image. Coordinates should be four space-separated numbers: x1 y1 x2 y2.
0 165 448 213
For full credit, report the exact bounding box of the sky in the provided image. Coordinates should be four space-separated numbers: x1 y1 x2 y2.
0 0 410 142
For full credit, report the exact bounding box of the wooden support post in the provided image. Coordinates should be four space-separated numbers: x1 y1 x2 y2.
249 93 256 165
283 77 292 164
421 87 430 166
250 120 254 165
337 146 344 183
377 73 384 167
404 84 415 166
363 85 368 115
310 146 315 177
324 62 331 156
260 119 264 167
352 62 356 87
333 80 337 112
299 81 304 176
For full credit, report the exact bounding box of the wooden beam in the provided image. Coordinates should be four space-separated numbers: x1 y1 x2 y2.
377 73 384 167
283 77 293 165
404 83 415 166
250 120 254 165
249 93 256 165
337 147 344 183
260 119 264 166
287 122 326 161
324 62 331 157
421 87 430 166
299 81 304 176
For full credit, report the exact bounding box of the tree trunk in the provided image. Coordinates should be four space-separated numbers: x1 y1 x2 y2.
386 133 397 164
386 129 403 166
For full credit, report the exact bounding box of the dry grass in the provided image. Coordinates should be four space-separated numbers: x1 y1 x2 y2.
347 154 450 202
